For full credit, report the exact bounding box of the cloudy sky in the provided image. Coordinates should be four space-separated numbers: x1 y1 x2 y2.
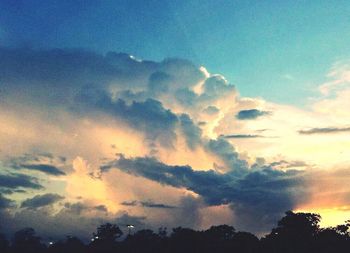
1 0 350 241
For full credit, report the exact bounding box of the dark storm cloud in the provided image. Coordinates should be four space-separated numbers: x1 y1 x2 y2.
205 138 248 174
140 201 176 209
263 160 309 169
101 155 304 207
63 202 108 214
0 194 15 209
77 90 178 133
121 200 138 206
173 196 203 228
63 202 89 215
0 47 214 150
0 202 146 241
298 126 350 135
0 48 112 105
148 71 172 95
21 193 64 209
223 134 264 139
0 189 26 194
114 213 146 228
203 105 220 115
121 200 176 209
0 47 205 105
172 75 236 106
101 154 307 232
179 114 202 149
200 75 235 100
175 88 197 106
94 205 108 212
0 173 42 190
0 47 153 91
7 153 67 176
0 188 14 194
75 86 179 146
17 164 66 176
101 155 230 205
236 109 271 120
77 86 227 151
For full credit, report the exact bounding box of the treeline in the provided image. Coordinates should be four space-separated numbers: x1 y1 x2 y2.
1 211 350 253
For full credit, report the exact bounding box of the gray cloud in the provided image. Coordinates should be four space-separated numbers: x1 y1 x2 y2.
63 202 109 214
236 109 271 120
121 200 177 209
298 127 350 135
205 138 248 175
203 105 220 115
121 200 138 207
223 134 264 139
175 88 197 106
114 213 146 229
17 164 66 176
148 71 172 95
0 202 145 241
63 202 89 215
75 86 179 147
0 47 238 156
173 75 236 107
172 196 203 228
21 193 64 209
0 47 206 107
140 201 176 209
200 75 235 101
7 153 67 176
94 205 108 212
179 114 202 150
101 155 230 205
261 160 309 170
0 194 15 209
0 188 26 195
0 173 42 190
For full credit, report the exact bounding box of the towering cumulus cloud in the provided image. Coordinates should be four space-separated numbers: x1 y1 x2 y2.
1 47 350 239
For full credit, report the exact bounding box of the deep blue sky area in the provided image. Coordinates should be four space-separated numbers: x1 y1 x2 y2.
1 0 350 105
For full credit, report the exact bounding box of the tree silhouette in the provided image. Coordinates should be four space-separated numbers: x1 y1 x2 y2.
11 228 46 253
0 233 9 253
169 227 202 253
261 211 321 253
201 225 236 253
2 211 350 253
231 231 259 253
48 236 85 253
125 229 162 253
314 221 350 253
203 225 236 241
93 223 123 242
89 223 123 253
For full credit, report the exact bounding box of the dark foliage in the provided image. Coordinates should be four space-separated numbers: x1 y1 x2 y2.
1 211 350 253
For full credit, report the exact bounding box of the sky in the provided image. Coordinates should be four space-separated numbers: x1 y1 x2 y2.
1 0 350 241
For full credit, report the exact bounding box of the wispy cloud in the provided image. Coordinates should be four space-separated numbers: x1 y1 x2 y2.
299 127 350 135
319 61 350 95
223 134 264 139
140 201 176 209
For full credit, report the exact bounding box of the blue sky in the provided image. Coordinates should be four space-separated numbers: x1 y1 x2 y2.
1 0 350 105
